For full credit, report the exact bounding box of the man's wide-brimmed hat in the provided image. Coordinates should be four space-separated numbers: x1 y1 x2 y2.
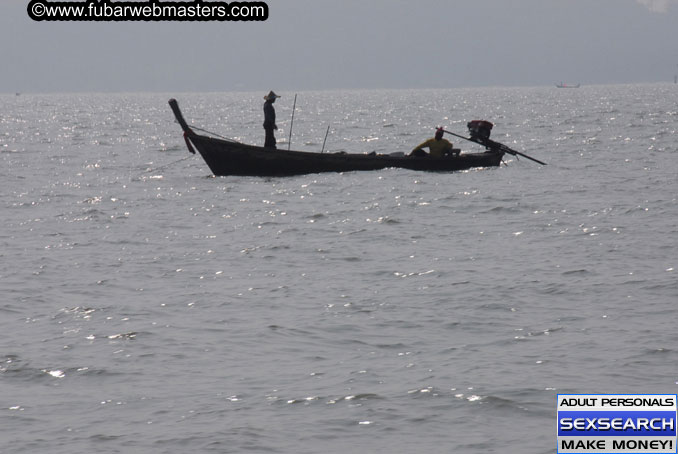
264 91 281 101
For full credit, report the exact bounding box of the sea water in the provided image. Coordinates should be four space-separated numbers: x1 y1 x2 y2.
1 85 676 453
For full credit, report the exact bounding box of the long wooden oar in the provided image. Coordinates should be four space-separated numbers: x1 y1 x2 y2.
441 129 547 166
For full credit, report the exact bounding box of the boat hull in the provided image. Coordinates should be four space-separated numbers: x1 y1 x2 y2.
168 98 504 177
188 134 504 177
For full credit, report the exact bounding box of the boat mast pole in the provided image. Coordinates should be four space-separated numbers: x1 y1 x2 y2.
321 125 330 153
288 94 297 150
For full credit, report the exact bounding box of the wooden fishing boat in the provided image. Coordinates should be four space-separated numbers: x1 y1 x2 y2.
168 99 505 177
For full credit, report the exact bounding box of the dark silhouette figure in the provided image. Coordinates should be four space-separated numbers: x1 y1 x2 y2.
263 91 280 148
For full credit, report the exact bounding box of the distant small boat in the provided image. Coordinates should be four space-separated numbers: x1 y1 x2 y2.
556 82 580 88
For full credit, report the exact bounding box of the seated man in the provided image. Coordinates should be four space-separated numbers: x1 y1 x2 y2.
410 128 459 157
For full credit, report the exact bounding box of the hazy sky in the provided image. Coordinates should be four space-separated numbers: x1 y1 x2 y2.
2 0 678 92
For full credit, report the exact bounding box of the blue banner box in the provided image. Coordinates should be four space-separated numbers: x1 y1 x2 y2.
557 394 678 454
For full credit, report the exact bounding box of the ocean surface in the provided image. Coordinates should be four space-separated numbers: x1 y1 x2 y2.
1 85 676 453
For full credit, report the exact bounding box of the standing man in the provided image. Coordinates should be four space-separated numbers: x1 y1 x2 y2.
263 90 280 148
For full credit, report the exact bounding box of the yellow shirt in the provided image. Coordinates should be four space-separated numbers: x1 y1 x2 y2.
412 138 453 158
